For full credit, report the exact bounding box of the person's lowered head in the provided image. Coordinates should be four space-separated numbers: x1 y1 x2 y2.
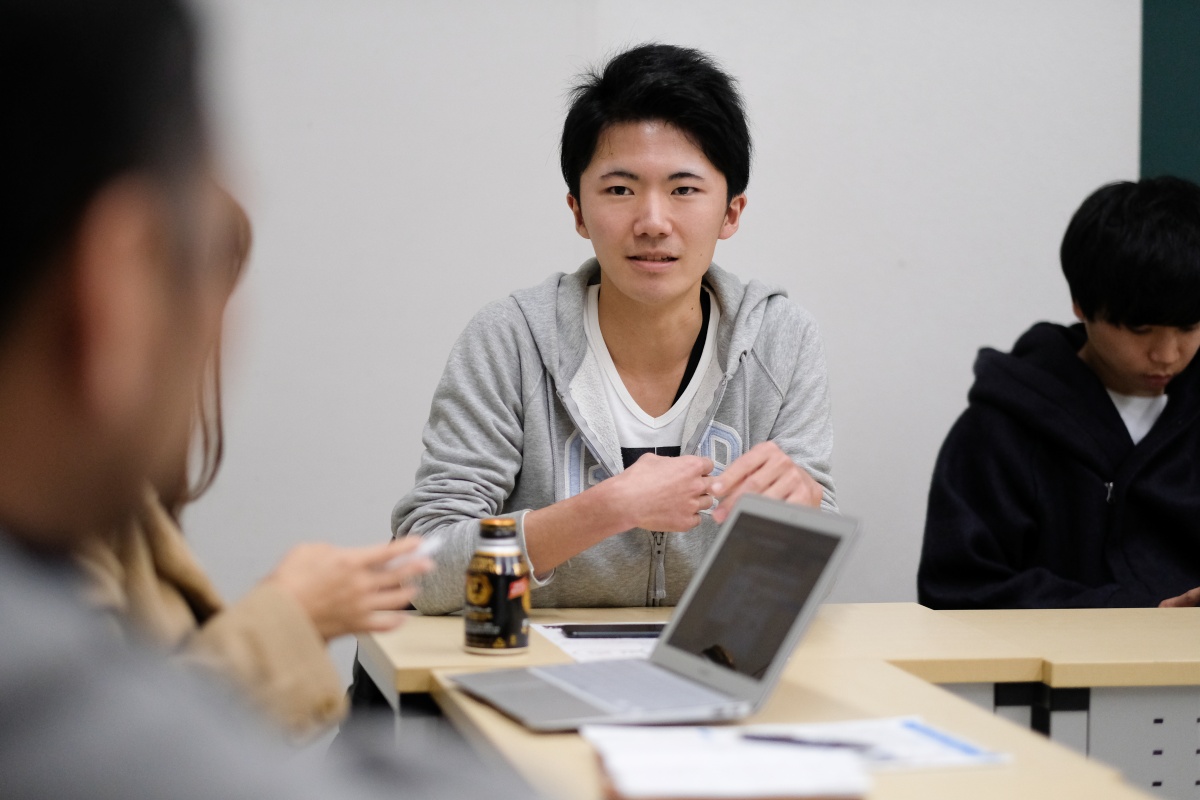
1063 176 1200 398
1062 176 1200 609
0 0 230 550
918 175 1200 612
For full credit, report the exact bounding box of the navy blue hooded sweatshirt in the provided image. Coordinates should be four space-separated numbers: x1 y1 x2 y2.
918 322 1200 609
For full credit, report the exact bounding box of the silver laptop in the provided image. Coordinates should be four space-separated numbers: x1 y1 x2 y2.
452 494 859 732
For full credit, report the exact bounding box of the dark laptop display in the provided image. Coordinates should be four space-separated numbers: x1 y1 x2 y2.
664 512 840 680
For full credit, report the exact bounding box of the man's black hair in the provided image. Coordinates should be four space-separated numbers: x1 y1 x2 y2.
0 0 205 337
560 43 751 204
1061 176 1200 328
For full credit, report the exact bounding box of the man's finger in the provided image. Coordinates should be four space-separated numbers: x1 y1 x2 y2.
363 538 419 567
758 471 796 500
375 586 421 610
785 484 823 509
376 557 433 588
365 609 410 632
710 448 771 496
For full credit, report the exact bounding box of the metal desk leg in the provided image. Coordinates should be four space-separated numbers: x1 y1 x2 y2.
1088 686 1200 800
1031 686 1089 754
940 682 995 711
994 682 1040 729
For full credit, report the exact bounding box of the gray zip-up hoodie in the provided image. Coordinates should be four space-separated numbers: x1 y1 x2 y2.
393 259 835 614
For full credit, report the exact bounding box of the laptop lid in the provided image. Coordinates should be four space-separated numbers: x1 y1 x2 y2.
648 494 860 707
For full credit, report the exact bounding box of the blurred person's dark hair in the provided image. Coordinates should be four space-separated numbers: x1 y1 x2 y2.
0 0 206 340
560 43 752 204
1061 176 1200 328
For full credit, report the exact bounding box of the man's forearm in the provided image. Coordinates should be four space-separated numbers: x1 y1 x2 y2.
523 477 632 575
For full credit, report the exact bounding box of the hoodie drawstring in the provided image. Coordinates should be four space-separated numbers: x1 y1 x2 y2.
742 354 750 438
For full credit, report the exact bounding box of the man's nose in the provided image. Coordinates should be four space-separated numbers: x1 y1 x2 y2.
632 193 671 238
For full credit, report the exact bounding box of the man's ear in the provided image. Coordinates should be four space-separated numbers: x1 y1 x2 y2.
1072 301 1087 323
567 193 590 239
68 178 167 426
718 194 747 240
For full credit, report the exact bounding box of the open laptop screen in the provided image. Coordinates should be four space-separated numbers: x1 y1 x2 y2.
663 511 839 680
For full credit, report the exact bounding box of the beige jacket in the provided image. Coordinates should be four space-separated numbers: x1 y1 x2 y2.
76 487 347 740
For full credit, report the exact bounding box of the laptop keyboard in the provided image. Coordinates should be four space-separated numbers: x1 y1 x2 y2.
529 659 733 713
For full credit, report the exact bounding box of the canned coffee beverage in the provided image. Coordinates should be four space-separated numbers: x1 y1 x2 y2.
464 517 530 654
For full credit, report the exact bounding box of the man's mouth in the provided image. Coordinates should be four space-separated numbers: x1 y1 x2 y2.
628 253 678 264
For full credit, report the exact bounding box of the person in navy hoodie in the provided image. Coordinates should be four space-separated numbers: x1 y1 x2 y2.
919 176 1200 609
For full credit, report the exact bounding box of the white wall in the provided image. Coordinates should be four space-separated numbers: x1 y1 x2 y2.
187 0 1141 680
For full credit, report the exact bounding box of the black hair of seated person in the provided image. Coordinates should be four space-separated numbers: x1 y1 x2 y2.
0 0 206 339
560 43 752 205
1061 176 1200 328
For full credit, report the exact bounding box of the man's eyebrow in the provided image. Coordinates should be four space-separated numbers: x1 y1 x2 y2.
597 170 708 181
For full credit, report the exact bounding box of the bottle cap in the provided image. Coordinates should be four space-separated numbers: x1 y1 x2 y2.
479 517 517 540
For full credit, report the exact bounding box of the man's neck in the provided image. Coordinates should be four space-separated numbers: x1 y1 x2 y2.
596 279 704 378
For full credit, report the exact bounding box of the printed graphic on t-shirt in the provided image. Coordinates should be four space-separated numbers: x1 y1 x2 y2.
562 423 743 499
696 421 742 474
621 446 682 469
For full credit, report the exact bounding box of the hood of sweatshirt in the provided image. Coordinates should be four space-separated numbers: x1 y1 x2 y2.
970 322 1200 475
509 258 788 475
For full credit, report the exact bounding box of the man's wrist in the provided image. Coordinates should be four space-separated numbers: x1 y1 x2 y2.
594 471 637 533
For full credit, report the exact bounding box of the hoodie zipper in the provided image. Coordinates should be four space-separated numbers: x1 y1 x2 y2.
654 353 747 606
649 531 667 606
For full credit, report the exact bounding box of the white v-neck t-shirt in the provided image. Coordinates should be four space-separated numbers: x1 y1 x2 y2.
583 284 719 463
1107 389 1169 445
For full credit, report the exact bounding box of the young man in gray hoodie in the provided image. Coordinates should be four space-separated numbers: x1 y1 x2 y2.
394 43 836 614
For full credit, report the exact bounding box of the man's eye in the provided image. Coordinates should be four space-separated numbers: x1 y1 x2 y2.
605 186 631 196
674 186 697 196
1180 324 1199 334
1127 326 1151 335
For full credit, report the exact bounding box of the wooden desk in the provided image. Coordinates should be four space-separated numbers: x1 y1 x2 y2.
433 658 1136 800
796 603 1043 684
358 607 667 701
358 603 1039 702
358 603 1153 799
942 608 1200 795
943 608 1200 688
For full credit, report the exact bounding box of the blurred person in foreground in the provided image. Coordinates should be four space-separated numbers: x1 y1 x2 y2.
74 191 428 741
0 1 528 796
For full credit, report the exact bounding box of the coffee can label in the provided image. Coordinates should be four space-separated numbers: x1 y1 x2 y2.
464 552 530 652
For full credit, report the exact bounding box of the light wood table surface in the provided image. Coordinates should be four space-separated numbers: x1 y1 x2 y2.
795 602 1043 683
357 603 1157 798
944 608 1200 687
358 602 1041 697
358 606 667 695
433 657 1140 800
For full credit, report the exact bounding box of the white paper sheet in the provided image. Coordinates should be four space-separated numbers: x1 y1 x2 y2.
742 716 1008 771
533 623 658 662
581 724 870 799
